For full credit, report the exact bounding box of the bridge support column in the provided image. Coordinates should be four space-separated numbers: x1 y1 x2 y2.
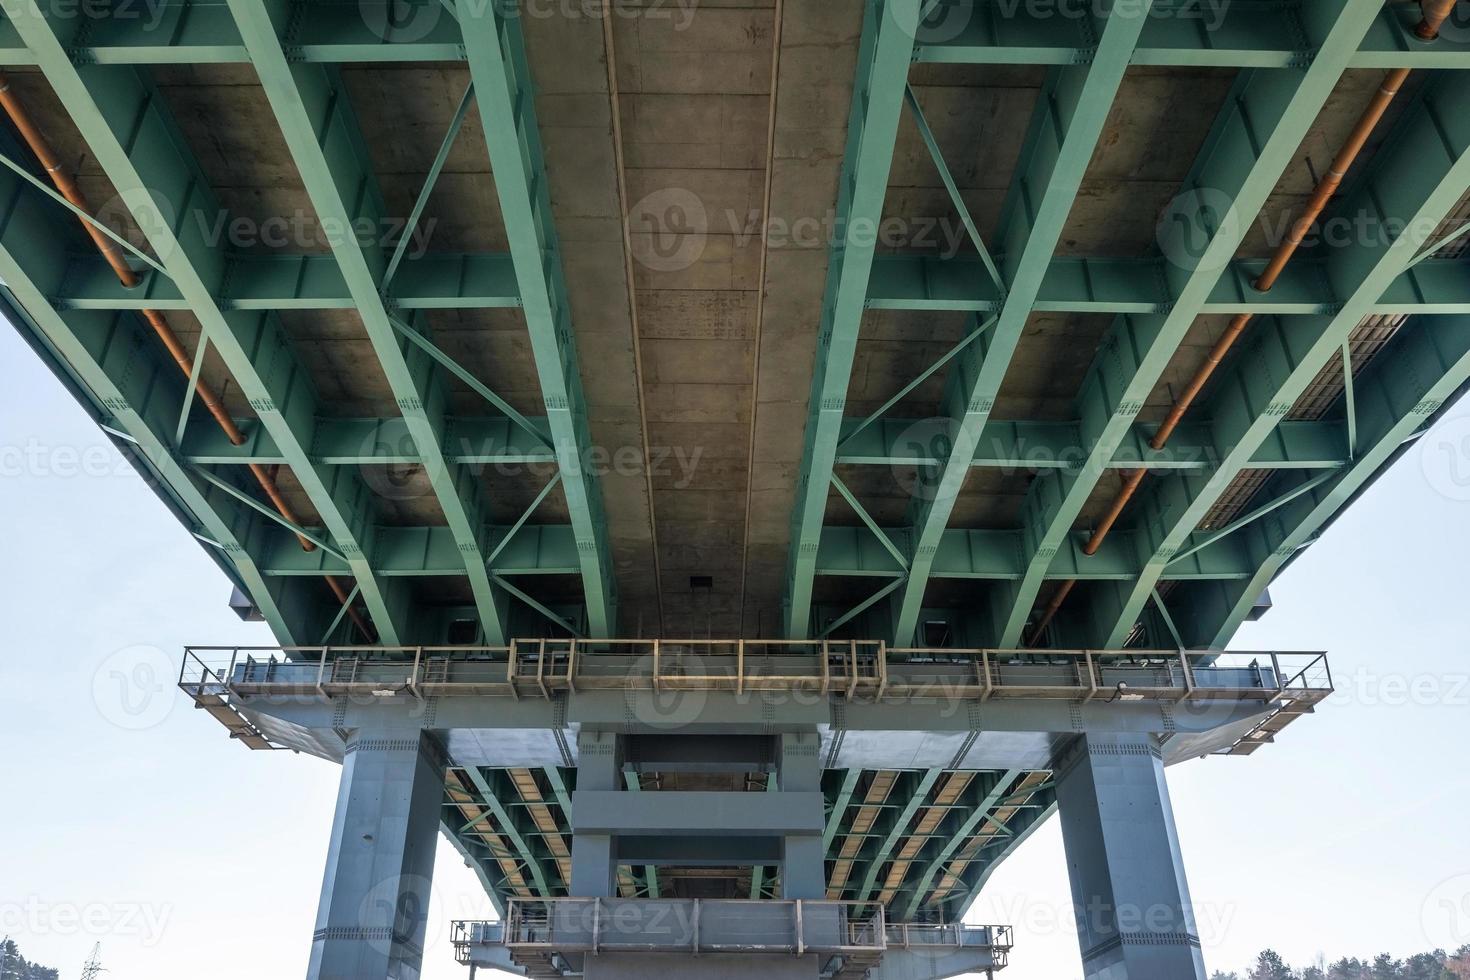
1056 734 1206 980
308 730 444 980
570 731 621 898
779 733 826 899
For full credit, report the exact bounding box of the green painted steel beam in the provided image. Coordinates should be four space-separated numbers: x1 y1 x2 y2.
460 768 556 898
816 524 1258 582
824 769 864 854
954 793 1057 920
913 0 1470 68
867 254 1470 316
890 7 1155 647
623 772 659 899
223 0 513 642
852 768 942 907
784 0 921 639
0 12 419 642
0 0 467 64
837 417 1349 471
259 524 583 577
182 416 555 467
897 769 1020 922
985 1 1386 647
0 168 315 642
1087 72 1470 648
453 0 616 637
58 252 521 312
1189 315 1470 647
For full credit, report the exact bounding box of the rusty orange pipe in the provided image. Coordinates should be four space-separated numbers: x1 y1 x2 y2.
0 72 374 638
1028 11 1449 645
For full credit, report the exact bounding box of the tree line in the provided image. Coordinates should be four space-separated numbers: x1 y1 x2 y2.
1212 946 1470 980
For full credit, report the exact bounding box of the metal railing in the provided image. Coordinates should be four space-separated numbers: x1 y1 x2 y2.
450 898 1020 964
179 641 1331 705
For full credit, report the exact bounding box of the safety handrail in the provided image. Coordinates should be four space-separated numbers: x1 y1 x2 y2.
179 641 1331 704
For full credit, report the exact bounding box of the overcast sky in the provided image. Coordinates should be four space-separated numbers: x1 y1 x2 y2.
2 318 1468 980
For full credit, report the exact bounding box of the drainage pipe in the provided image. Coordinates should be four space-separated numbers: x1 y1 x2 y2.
0 73 371 637
1027 4 1456 644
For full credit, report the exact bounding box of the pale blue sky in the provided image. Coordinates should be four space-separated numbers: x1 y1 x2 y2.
2 317 1467 980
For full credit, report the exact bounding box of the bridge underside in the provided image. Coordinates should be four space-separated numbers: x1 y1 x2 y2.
6 0 1468 977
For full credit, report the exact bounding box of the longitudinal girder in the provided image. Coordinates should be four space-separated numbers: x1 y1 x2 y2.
783 0 1470 650
0 0 616 643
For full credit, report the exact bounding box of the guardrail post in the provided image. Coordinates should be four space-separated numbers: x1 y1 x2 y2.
795 899 805 956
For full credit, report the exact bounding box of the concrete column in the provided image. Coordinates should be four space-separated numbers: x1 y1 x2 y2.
570 732 620 897
778 733 825 899
308 731 444 980
1055 734 1206 980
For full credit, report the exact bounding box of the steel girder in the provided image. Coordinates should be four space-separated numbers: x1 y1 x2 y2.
0 1 469 64
984 0 1388 647
867 254 1470 316
3 0 1469 69
784 0 921 640
0 8 418 641
453 0 616 637
816 523 1258 582
837 417 1350 471
915 0 1470 69
888 7 1157 647
58 252 522 311
56 249 1470 317
0 164 318 642
1187 314 1470 647
222 0 526 641
850 769 943 907
182 417 555 468
258 524 583 577
897 769 1021 921
1085 71 1470 647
